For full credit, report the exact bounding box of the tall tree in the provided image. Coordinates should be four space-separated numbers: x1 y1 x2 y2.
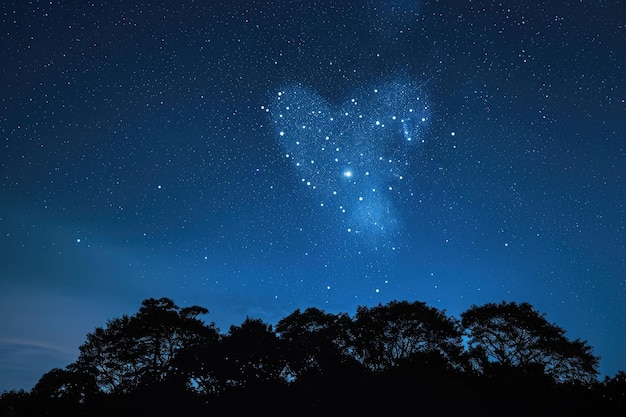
216 317 286 388
461 301 599 384
31 367 98 404
132 298 214 386
349 300 463 372
601 371 626 411
275 307 357 380
73 314 141 394
72 298 217 393
27 367 100 416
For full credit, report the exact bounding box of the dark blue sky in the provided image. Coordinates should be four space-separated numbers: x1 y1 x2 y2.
1 0 624 392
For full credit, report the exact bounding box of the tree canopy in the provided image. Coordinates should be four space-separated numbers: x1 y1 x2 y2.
461 301 599 384
1 297 623 417
72 297 218 393
350 300 464 372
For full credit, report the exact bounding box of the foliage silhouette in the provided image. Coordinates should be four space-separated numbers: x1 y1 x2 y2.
461 301 599 384
71 297 217 394
217 317 286 387
276 307 359 381
350 300 464 372
1 297 624 417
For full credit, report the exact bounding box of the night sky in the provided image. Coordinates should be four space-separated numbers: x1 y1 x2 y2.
1 0 624 392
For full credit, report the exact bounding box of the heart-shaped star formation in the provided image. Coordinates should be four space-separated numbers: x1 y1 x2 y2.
265 79 429 240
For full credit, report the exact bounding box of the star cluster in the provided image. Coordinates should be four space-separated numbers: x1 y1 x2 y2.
266 80 429 246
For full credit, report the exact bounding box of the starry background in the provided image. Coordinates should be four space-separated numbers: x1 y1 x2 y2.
1 0 624 391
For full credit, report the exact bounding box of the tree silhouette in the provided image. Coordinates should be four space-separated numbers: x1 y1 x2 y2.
72 314 140 394
72 297 216 393
132 298 214 387
349 300 464 372
602 370 626 412
216 317 286 388
461 301 599 384
32 367 98 404
27 367 100 416
0 390 32 417
172 331 222 395
2 297 622 417
275 307 357 381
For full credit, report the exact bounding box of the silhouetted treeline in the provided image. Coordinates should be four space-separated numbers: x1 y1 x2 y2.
1 298 625 416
